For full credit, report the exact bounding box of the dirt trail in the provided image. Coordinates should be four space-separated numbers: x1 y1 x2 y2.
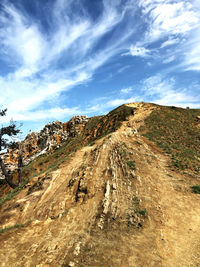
0 102 200 266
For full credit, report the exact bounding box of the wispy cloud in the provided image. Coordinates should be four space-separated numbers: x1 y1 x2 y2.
142 74 200 108
0 0 137 122
120 86 133 94
160 38 179 48
126 0 200 71
163 55 175 64
0 0 200 129
84 95 139 115
139 0 199 38
106 97 137 107
182 29 200 71
118 65 130 73
142 74 174 96
128 45 151 58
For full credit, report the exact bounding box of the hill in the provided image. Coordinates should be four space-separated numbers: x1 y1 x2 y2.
0 102 200 267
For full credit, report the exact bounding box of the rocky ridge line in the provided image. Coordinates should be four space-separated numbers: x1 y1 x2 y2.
0 116 88 179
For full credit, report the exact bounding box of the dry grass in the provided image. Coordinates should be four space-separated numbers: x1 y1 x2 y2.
140 105 200 174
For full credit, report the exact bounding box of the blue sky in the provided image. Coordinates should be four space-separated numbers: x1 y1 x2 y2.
0 0 200 135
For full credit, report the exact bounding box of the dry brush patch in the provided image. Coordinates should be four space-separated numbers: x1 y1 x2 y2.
140 106 200 174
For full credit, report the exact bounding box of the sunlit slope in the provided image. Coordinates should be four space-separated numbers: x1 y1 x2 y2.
0 102 200 267
140 105 200 174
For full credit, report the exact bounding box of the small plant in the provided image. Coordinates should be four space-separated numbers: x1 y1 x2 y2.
137 209 147 216
68 178 76 187
167 174 173 177
27 180 43 195
135 140 142 145
132 196 139 206
89 141 95 146
119 148 126 157
0 179 29 207
191 185 200 194
126 196 147 228
0 220 32 234
126 161 136 170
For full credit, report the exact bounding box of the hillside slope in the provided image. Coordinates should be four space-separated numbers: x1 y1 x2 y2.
0 102 200 267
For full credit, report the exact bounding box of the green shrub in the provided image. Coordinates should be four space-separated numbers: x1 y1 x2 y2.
0 179 29 207
126 161 136 170
0 220 32 234
137 209 147 216
68 178 76 187
191 185 200 194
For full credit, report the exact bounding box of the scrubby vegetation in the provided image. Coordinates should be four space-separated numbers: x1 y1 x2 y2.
0 105 134 205
68 178 76 187
191 185 200 194
22 105 134 180
26 176 51 195
126 196 147 228
84 105 134 141
126 160 136 170
0 220 32 234
0 179 28 207
140 106 200 173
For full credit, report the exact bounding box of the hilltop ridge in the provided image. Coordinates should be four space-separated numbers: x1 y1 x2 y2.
0 102 200 267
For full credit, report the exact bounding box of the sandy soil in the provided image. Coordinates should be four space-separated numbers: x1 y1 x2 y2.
0 102 200 267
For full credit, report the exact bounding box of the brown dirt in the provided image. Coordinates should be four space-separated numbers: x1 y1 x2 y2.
0 102 200 267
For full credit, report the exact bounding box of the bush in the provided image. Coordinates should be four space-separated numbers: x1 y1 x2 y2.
137 209 147 216
68 178 76 187
126 161 136 170
191 185 200 194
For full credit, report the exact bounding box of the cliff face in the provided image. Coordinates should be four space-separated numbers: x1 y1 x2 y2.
1 116 88 178
0 103 200 267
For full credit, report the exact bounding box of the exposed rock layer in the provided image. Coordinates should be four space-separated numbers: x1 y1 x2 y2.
0 103 200 267
0 116 88 179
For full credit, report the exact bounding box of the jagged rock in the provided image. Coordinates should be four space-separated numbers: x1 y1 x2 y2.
0 116 88 180
63 116 88 137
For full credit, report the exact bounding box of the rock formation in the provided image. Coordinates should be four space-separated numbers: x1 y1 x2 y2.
0 116 88 180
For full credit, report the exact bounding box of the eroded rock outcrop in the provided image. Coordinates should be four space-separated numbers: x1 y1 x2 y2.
0 116 88 179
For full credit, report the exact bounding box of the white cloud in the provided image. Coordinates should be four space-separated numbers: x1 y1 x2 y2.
120 87 133 94
181 29 200 71
0 0 200 129
85 95 139 115
124 45 151 58
154 91 200 108
142 74 174 96
140 1 199 39
0 5 46 71
106 97 136 107
137 0 200 71
12 106 81 121
0 0 137 123
118 65 130 73
163 55 175 64
142 74 200 108
0 71 91 116
151 2 198 35
130 45 150 57
160 38 179 48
